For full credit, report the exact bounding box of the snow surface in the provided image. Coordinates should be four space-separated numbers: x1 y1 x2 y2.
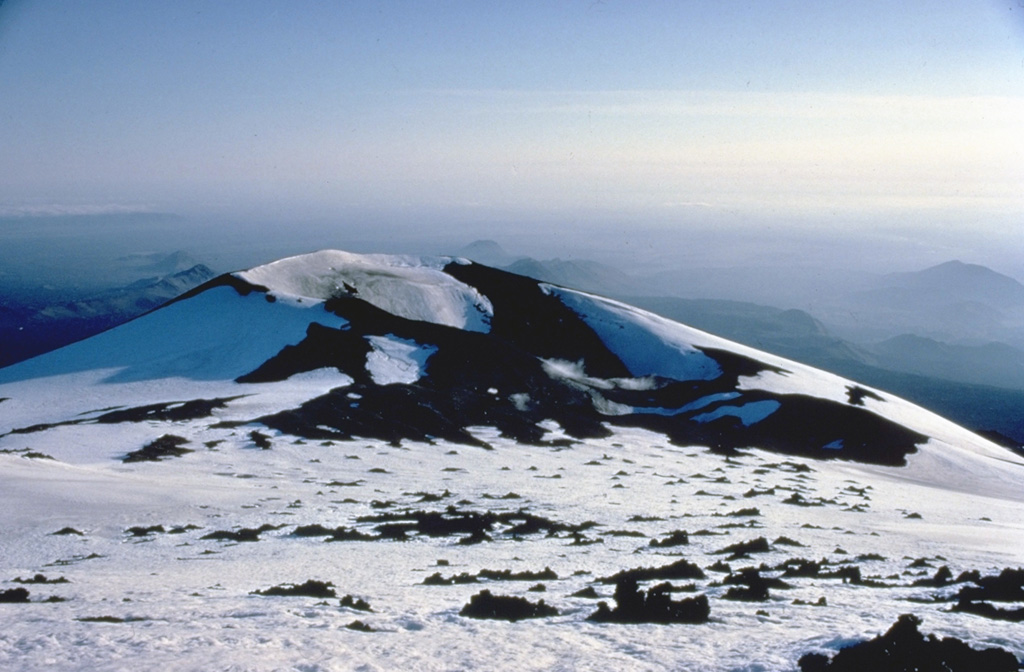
0 286 348 385
550 286 722 381
365 335 437 385
2 251 1024 670
2 425 1024 672
239 250 494 332
0 286 355 439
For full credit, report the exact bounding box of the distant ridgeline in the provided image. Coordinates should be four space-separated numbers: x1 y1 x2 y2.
214 258 928 466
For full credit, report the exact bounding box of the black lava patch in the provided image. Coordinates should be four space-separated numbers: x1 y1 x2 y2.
252 580 337 598
230 261 930 465
588 578 709 624
797 614 1018 671
459 590 558 622
123 435 192 463
7 397 242 437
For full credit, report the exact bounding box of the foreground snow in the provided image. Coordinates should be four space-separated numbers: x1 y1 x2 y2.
2 423 1023 672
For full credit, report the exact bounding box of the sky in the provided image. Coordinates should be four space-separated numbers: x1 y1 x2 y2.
0 1 1021 272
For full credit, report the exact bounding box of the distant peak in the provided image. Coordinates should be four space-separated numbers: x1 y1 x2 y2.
894 259 1020 284
456 240 516 265
461 239 505 253
918 259 1009 275
926 260 983 272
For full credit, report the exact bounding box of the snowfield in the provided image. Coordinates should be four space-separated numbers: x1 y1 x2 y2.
1 250 1023 671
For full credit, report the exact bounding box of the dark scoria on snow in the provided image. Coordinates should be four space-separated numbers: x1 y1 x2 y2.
227 260 925 465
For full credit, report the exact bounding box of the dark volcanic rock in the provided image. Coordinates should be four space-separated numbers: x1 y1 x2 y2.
345 619 374 632
201 524 282 543
459 590 558 622
351 506 592 543
952 567 1024 622
13 574 68 585
252 580 337 598
953 600 1024 622
0 588 30 603
588 578 709 624
477 567 558 582
797 614 1018 671
912 565 953 587
442 261 631 379
97 398 242 424
126 525 166 537
599 558 706 584
721 568 791 602
715 537 771 559
649 530 690 548
339 595 372 611
846 385 884 407
778 559 864 584
246 304 613 448
8 397 240 436
955 567 1024 603
123 434 192 463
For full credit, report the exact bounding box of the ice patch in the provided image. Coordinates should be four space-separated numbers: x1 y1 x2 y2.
590 394 632 416
614 377 658 391
692 400 781 426
541 359 614 390
540 360 651 415
510 393 531 411
632 392 743 417
285 368 354 387
365 335 437 385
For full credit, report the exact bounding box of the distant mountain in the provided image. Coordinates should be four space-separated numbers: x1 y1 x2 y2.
0 263 216 367
456 240 520 267
36 264 216 321
870 334 1024 390
879 260 1024 308
619 296 874 372
503 257 646 297
814 260 1024 349
115 250 207 279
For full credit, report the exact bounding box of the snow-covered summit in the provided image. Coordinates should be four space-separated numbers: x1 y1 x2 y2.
0 248 1020 480
237 250 493 332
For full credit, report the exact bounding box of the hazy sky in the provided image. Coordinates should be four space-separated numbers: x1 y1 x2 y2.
0 1 1021 262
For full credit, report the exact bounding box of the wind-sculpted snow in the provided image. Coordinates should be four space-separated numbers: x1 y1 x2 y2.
2 250 1024 670
238 250 494 332
548 286 723 381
